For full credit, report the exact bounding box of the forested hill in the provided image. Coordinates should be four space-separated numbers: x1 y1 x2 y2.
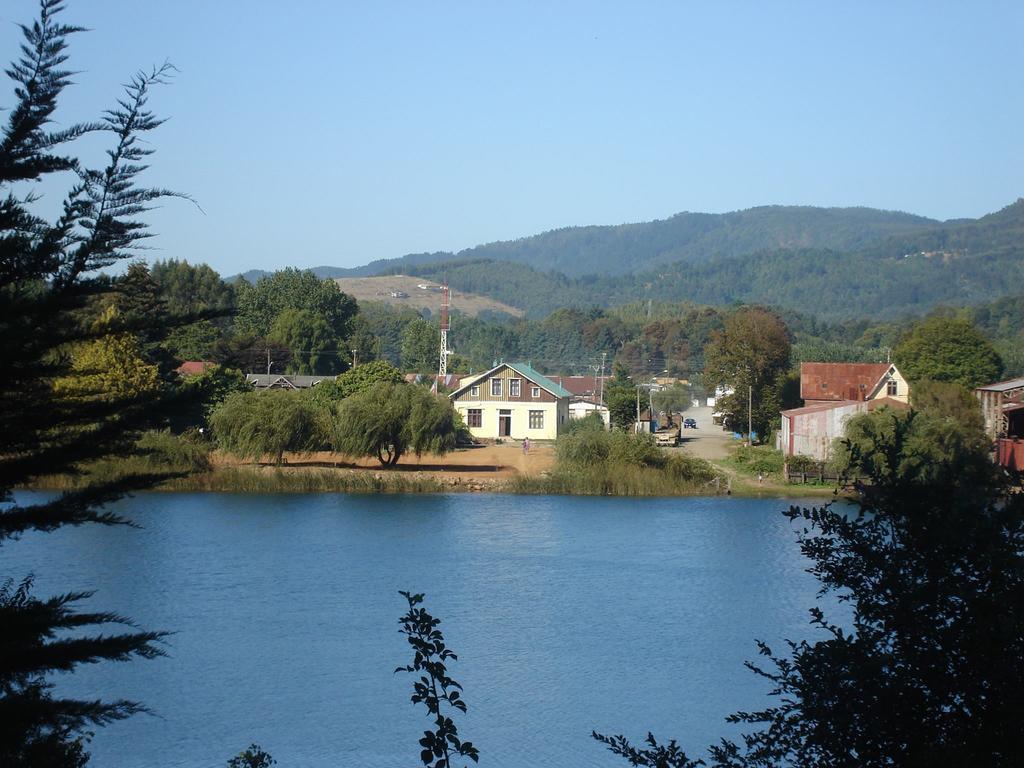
234 205 937 283
858 198 1024 261
400 199 1024 320
364 205 938 278
232 199 1024 320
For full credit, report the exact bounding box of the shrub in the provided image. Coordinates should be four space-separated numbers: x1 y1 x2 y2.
564 412 607 435
558 430 666 469
785 454 820 474
136 429 211 473
730 444 785 475
531 428 720 495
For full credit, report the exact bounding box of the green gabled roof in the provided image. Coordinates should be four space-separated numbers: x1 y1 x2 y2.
449 362 572 400
506 362 573 399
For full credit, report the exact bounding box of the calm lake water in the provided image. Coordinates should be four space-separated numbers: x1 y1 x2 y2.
6 492 837 767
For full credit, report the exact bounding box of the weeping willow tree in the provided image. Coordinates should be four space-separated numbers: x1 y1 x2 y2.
332 382 461 466
0 2 194 764
210 389 327 465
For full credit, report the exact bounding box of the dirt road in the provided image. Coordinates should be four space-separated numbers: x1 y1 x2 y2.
672 405 735 461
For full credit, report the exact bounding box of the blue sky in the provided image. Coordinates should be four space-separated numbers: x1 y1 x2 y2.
3 1 1022 276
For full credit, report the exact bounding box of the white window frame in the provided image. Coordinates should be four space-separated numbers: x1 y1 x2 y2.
467 408 482 428
491 378 502 397
886 379 898 396
509 378 521 397
531 386 541 398
470 385 479 397
529 410 544 429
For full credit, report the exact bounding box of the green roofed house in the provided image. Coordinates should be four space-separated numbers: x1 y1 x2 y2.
449 362 571 441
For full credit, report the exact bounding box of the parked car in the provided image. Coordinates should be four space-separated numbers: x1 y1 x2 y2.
683 418 697 429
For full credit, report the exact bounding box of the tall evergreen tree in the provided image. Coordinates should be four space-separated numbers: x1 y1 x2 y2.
0 2 190 763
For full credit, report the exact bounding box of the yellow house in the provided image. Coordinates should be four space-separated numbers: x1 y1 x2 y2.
449 362 571 441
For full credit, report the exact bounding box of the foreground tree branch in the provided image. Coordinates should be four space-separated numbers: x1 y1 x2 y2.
596 408 1024 767
1 2 194 764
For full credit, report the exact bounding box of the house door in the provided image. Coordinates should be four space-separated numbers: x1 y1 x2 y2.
499 409 512 437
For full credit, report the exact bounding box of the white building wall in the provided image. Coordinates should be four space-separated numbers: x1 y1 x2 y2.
455 400 563 441
569 401 610 427
783 402 867 461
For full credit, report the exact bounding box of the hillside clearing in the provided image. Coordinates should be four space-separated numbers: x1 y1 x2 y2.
333 274 524 317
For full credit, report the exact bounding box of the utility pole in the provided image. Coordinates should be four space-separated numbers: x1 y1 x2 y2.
437 282 450 378
266 347 271 375
635 384 641 433
599 352 606 404
351 348 358 368
748 385 753 445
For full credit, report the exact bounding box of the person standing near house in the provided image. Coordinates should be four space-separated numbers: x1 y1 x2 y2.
523 437 530 454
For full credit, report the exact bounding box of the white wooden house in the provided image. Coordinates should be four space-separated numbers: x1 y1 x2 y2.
449 362 571 440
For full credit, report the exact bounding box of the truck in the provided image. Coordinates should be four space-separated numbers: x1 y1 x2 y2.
654 415 680 447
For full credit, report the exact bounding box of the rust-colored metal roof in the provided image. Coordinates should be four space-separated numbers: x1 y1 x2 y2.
781 399 861 417
800 362 891 402
175 361 215 376
549 375 608 397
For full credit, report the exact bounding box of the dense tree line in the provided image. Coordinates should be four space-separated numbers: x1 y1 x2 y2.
137 249 1024 386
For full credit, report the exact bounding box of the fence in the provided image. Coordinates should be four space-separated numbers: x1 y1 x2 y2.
783 462 860 486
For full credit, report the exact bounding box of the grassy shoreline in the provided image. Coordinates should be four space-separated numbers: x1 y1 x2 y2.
30 465 453 495
25 430 843 499
28 459 841 499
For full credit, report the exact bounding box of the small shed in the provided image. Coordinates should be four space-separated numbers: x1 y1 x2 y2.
974 377 1024 439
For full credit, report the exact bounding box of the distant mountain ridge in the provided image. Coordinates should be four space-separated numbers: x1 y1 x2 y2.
231 203 939 283
370 204 939 278
232 199 1024 320
398 199 1024 319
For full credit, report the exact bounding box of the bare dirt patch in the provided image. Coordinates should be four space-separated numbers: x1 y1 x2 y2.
213 442 554 490
332 275 524 318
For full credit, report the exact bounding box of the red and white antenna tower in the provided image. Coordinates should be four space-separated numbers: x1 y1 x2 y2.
437 282 451 379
